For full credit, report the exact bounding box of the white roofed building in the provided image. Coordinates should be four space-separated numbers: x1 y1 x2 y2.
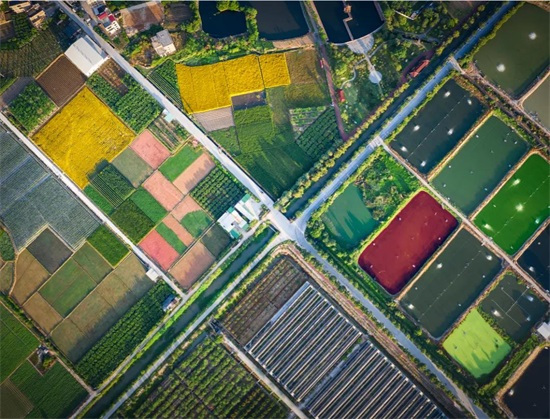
151 29 176 57
64 35 108 77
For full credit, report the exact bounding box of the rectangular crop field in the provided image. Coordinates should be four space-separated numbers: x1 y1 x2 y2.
27 228 72 274
358 191 457 294
443 309 511 379
112 148 153 188
169 242 215 289
474 4 549 97
0 304 38 381
432 116 528 214
159 144 202 181
401 228 502 337
11 250 50 305
321 184 378 248
33 88 134 188
474 153 549 254
36 55 86 106
200 223 231 257
118 335 289 419
518 225 549 292
391 80 485 174
479 273 547 342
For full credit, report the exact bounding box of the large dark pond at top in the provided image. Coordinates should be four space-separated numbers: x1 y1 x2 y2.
504 347 549 419
244 1 308 40
199 1 247 38
314 1 384 43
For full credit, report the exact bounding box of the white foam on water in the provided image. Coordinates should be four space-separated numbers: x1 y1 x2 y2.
420 160 426 167
467 98 472 105
529 266 535 272
400 145 408 152
413 125 420 131
444 91 451 97
516 203 524 212
529 32 537 40
436 263 443 269
497 63 506 72
512 178 521 186
447 128 454 135
486 254 493 261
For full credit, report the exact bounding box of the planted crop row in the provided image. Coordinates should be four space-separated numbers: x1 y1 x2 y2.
122 336 287 418
296 109 340 160
148 116 188 151
191 167 245 219
76 282 172 388
149 60 182 106
9 82 55 132
89 164 135 208
87 73 161 133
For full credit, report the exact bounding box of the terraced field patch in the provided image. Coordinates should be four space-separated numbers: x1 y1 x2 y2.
443 309 511 379
401 228 501 338
391 80 485 174
474 153 549 254
432 116 528 214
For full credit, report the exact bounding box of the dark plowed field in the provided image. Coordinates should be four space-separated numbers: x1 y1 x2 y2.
36 55 86 106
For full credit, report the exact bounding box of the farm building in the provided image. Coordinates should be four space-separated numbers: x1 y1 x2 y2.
537 322 550 341
218 207 250 239
234 194 261 221
64 35 108 76
151 29 176 57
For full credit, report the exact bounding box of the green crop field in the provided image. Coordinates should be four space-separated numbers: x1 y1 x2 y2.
474 153 549 254
71 243 112 283
27 229 72 274
112 148 153 187
433 116 528 214
524 76 550 130
156 223 186 254
9 82 55 132
84 185 114 214
87 225 129 266
111 199 156 243
130 188 167 223
10 361 87 418
474 3 549 97
480 274 547 342
391 80 485 174
401 229 502 338
0 304 38 381
322 185 378 249
39 259 97 317
443 309 511 379
181 210 212 238
200 224 232 257
159 144 202 181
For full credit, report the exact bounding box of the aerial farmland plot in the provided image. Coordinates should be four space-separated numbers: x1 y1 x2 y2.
36 55 86 107
358 191 458 294
432 116 529 215
401 228 502 338
222 254 444 417
518 225 549 292
391 79 485 174
0 304 87 418
474 3 549 98
443 309 511 379
474 153 549 255
479 273 547 342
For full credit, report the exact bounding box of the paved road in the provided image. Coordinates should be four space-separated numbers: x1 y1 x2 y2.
223 336 307 419
49 3 514 417
102 235 285 418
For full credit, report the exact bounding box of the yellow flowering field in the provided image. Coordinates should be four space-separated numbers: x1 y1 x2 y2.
259 54 291 88
33 88 134 187
176 54 290 113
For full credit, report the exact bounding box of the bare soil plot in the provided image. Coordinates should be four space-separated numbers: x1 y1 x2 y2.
11 250 49 305
112 148 153 187
231 91 266 110
130 130 170 169
143 171 183 211
26 229 72 274
36 55 86 106
139 230 180 270
223 256 309 345
162 214 194 246
170 242 215 289
23 293 63 333
195 107 235 131
121 1 164 34
165 2 191 27
171 195 202 221
172 153 215 194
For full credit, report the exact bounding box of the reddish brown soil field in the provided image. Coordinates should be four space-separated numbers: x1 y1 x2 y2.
36 56 86 106
358 191 457 294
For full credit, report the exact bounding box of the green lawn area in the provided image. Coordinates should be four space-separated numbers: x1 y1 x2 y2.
87 225 129 266
474 153 549 254
84 185 114 214
181 210 212 238
159 144 202 181
0 304 38 381
130 188 167 223
443 309 511 379
321 184 378 249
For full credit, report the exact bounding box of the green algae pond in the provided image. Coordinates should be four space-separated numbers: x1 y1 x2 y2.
474 153 549 255
474 3 549 97
432 116 528 215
